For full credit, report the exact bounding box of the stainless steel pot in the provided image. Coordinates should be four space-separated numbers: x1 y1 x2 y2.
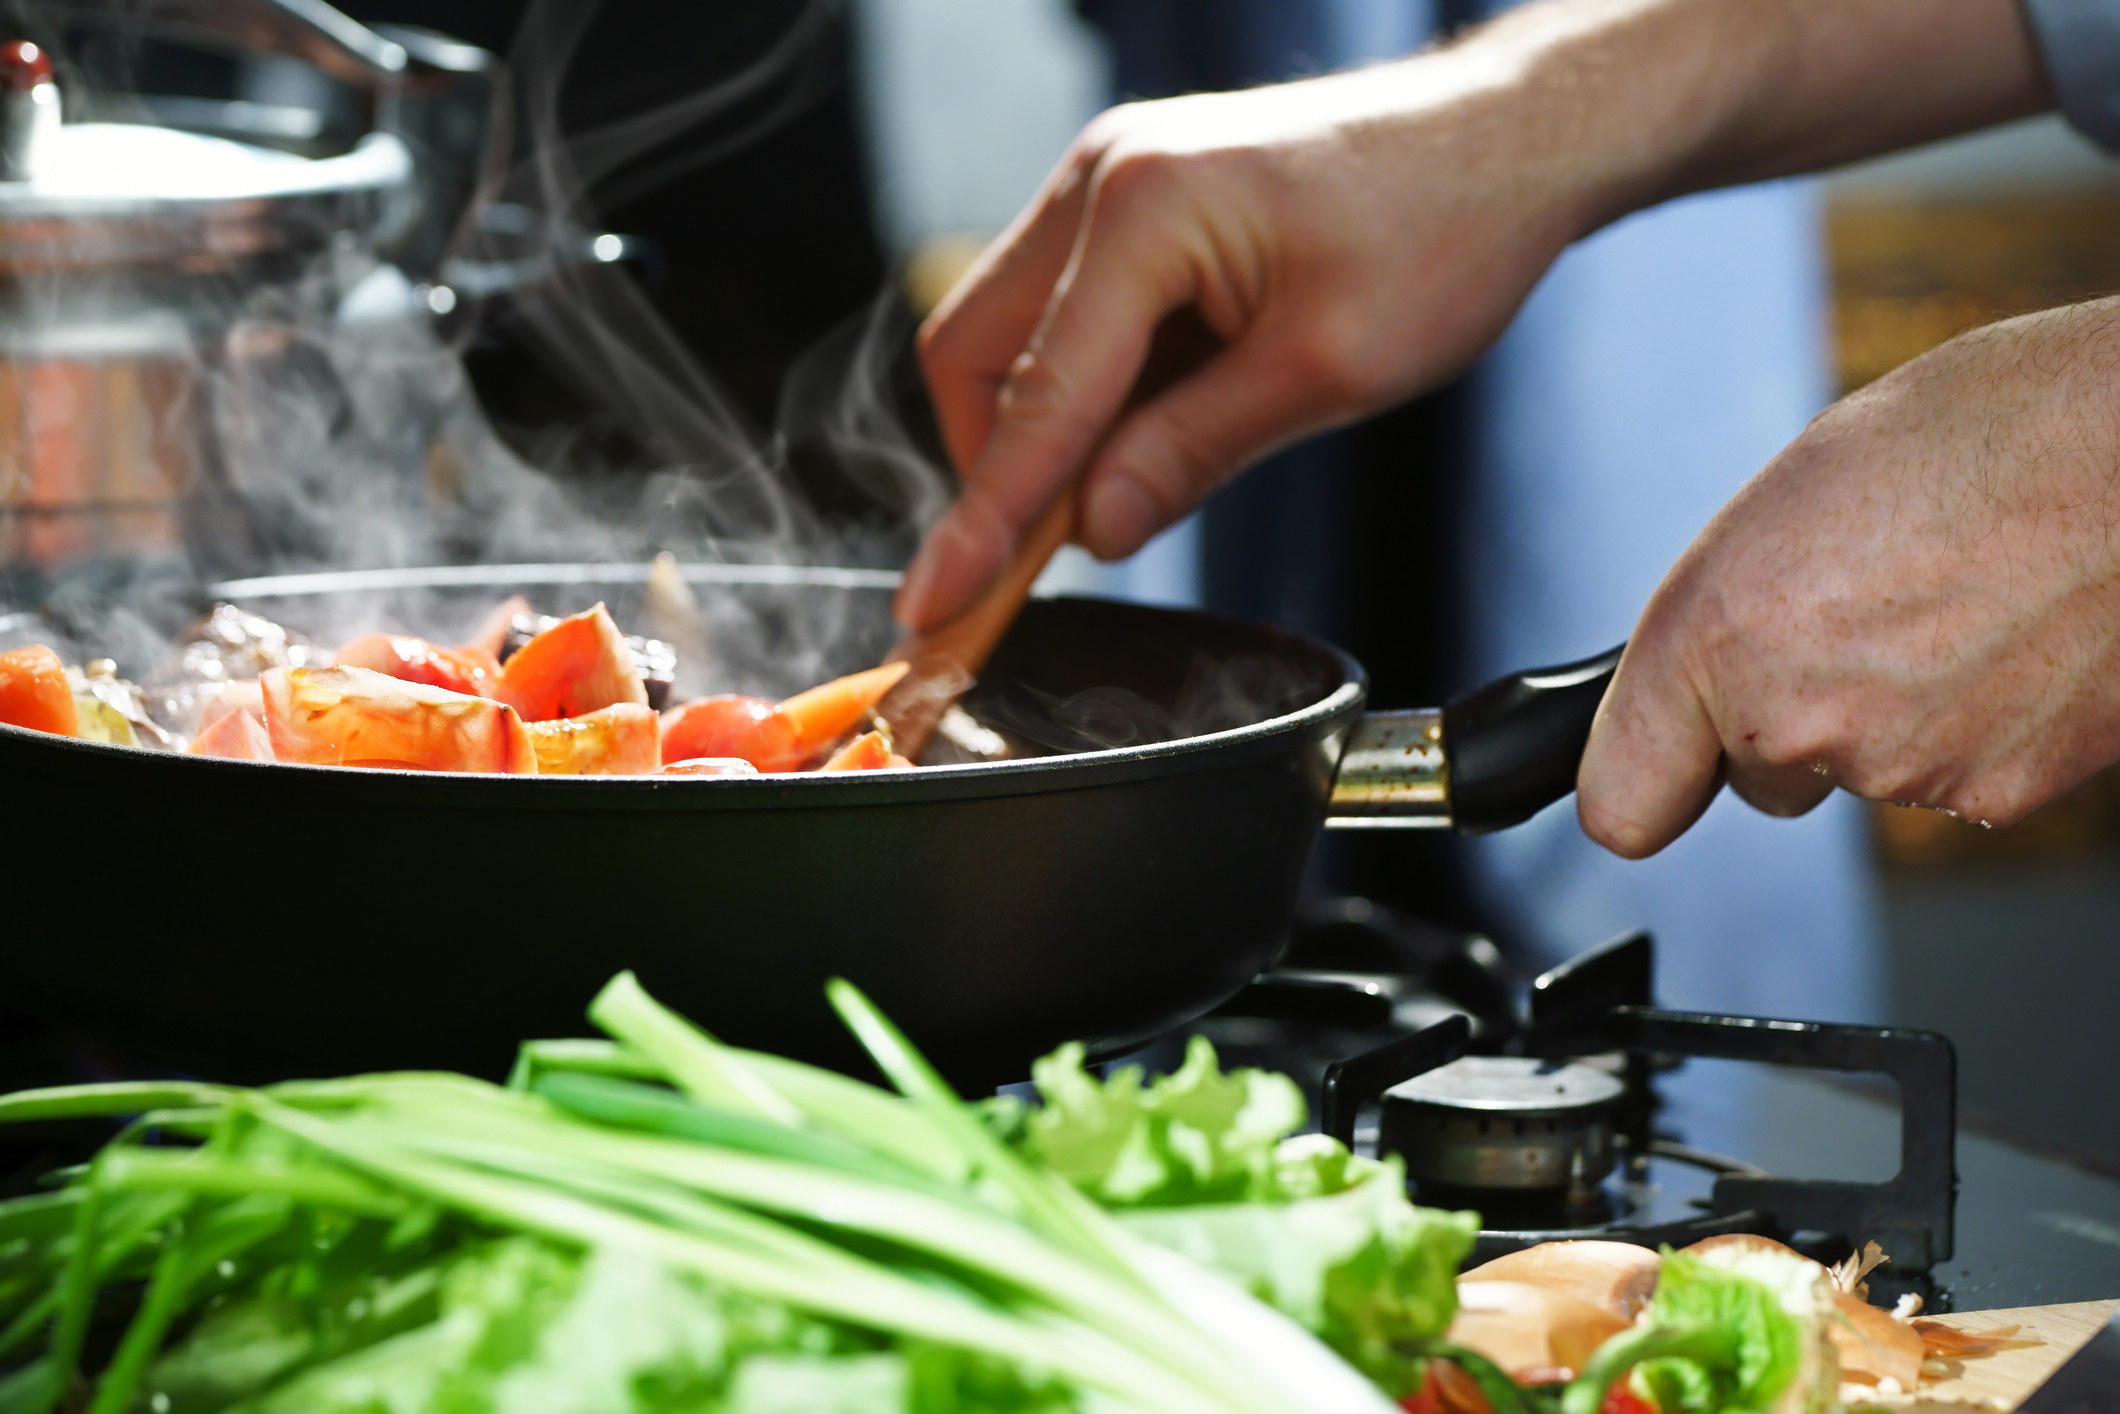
0 0 503 576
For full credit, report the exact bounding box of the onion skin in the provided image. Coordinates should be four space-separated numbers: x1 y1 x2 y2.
1460 1241 1662 1320
1911 1318 2020 1357
1446 1280 1630 1380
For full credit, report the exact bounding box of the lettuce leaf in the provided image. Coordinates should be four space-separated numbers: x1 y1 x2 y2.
989 1034 1476 1395
1116 1168 1476 1395
718 1346 1076 1414
1002 1037 1310 1207
1565 1246 1837 1414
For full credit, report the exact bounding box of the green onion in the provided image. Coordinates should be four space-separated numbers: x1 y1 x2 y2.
0 975 1419 1414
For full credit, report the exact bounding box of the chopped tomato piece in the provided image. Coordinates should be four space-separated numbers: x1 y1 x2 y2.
1519 1374 1652 1414
1400 1362 1493 1414
1399 1366 1441 1414
494 603 645 723
1518 1369 1652 1412
821 729 909 772
189 706 274 761
1432 1360 1492 1414
0 644 77 737
657 756 761 777
659 694 803 772
336 634 501 698
525 702 660 775
1599 1386 1656 1414
776 661 910 762
263 665 537 773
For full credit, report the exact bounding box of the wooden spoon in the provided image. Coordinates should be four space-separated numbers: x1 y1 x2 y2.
879 491 1075 760
877 305 1223 759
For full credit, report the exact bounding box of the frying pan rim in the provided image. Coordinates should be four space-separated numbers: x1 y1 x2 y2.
0 588 1370 807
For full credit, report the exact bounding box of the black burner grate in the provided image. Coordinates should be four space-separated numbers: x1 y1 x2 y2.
1214 925 1958 1271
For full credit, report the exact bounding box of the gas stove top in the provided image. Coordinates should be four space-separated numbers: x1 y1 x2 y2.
1142 901 2120 1314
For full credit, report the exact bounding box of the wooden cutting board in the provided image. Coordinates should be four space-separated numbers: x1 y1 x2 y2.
1863 1299 2118 1411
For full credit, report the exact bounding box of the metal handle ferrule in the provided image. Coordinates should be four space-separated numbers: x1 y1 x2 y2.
1325 708 1450 828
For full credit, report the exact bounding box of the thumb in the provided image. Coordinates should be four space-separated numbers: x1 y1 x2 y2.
1576 642 1726 858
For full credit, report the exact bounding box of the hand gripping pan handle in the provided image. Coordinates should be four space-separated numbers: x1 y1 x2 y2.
1327 644 1625 835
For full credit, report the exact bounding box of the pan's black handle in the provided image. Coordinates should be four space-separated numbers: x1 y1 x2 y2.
1327 643 1624 831
1441 643 1624 833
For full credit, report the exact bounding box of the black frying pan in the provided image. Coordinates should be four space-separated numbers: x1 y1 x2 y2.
0 564 1618 1086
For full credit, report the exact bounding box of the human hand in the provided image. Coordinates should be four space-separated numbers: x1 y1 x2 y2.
1578 298 2120 856
894 54 1619 631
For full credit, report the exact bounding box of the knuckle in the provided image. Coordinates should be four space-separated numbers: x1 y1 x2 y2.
1841 745 1947 809
1732 694 1859 777
1092 144 1179 214
995 350 1084 433
1284 315 1378 406
1127 427 1219 509
1076 105 1138 157
1843 763 1919 806
1739 722 1824 772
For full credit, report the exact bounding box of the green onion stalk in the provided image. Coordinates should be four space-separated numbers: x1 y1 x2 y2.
0 972 1423 1414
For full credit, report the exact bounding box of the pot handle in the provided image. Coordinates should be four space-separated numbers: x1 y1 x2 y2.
1327 643 1625 834
45 0 447 93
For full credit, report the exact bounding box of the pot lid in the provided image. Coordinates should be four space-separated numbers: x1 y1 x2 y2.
7 122 411 209
0 122 413 272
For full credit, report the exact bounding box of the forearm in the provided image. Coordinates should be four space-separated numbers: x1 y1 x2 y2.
1422 0 2051 235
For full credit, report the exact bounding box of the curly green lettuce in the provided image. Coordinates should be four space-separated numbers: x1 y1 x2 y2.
988 1036 1479 1396
997 1037 1311 1207
1564 1245 1840 1414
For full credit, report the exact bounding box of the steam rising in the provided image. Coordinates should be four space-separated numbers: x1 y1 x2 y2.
0 0 947 698
0 1 1317 752
976 654 1306 755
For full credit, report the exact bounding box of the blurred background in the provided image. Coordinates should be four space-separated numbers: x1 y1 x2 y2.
12 0 2120 1169
1827 118 2120 1177
857 0 2120 1174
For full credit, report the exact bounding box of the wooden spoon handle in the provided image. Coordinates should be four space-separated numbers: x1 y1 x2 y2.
881 492 1076 758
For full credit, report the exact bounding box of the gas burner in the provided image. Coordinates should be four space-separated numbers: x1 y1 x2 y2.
1383 1055 1624 1198
1432 1136 1768 1261
1212 922 1958 1273
1346 1040 1778 1258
